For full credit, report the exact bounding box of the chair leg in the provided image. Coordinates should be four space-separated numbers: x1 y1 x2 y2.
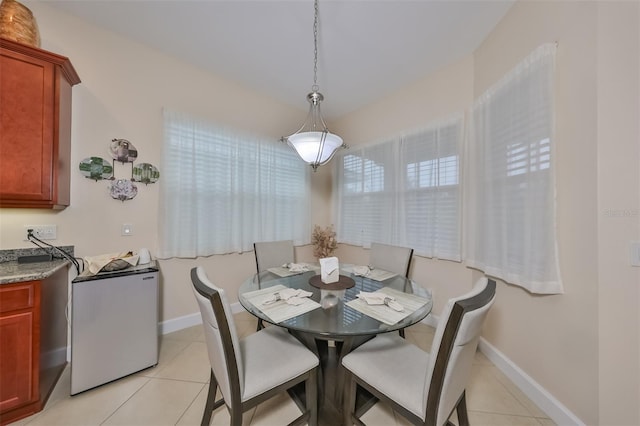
342 371 357 426
230 407 243 426
399 328 405 338
202 370 221 426
256 318 264 331
306 368 318 426
455 391 469 426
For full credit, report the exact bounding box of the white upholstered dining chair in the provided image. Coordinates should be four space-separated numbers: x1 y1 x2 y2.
369 242 414 337
341 277 496 426
254 240 295 273
253 240 295 330
369 242 414 278
191 266 319 426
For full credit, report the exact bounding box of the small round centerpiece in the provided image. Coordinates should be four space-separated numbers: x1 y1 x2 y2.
309 274 355 290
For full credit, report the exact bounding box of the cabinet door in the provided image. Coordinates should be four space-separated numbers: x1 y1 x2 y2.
0 311 37 412
0 48 56 204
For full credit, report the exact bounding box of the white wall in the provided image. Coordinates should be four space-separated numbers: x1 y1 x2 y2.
333 1 640 425
0 1 328 324
596 2 640 423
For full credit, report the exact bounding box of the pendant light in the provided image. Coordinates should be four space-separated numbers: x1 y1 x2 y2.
281 0 346 171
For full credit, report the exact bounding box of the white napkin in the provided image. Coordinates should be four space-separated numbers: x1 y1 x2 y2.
356 291 404 312
352 265 371 276
320 256 339 284
286 263 309 273
262 288 313 306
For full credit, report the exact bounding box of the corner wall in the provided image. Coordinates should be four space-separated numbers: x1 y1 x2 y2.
334 1 640 424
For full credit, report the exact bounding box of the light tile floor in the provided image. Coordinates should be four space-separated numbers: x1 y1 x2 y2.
12 312 555 426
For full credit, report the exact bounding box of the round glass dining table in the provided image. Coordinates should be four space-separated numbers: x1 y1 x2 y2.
238 265 433 423
238 265 433 340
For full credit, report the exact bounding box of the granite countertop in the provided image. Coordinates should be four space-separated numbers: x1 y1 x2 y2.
0 259 71 285
0 246 74 285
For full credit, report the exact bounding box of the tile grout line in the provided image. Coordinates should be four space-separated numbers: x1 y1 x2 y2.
99 376 152 425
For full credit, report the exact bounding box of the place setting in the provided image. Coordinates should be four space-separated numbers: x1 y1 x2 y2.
241 284 321 323
267 262 320 277
348 264 398 282
346 286 432 325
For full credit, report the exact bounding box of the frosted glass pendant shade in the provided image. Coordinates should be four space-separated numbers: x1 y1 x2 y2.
288 131 344 165
282 91 346 171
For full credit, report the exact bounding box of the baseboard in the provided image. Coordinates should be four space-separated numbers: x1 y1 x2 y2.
41 347 67 370
478 338 584 426
158 302 246 335
158 312 202 335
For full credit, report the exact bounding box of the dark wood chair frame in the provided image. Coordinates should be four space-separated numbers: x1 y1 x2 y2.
398 247 413 338
343 279 497 426
402 248 414 278
192 269 318 426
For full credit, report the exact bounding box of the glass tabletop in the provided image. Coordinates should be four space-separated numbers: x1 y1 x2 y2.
238 266 433 339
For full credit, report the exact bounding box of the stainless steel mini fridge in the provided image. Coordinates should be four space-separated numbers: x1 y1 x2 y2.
71 262 158 395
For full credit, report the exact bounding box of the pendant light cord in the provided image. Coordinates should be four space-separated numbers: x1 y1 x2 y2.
312 0 319 93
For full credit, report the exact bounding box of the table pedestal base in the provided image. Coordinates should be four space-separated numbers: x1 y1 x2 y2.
287 332 377 425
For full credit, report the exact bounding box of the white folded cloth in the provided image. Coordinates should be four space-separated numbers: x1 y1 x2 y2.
263 288 313 306
352 265 371 276
356 291 404 312
285 263 309 273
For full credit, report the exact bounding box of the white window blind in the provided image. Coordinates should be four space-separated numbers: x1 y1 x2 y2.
157 109 311 259
334 114 463 261
401 119 462 260
466 43 562 294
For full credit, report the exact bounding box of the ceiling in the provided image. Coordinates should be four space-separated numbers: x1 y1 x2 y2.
45 0 514 120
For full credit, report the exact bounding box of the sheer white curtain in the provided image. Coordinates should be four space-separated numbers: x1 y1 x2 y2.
466 43 562 294
157 109 311 259
334 114 463 260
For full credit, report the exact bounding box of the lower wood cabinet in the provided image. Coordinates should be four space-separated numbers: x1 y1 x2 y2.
0 267 67 425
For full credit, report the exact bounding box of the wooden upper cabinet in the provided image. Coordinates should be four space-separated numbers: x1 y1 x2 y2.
0 38 80 209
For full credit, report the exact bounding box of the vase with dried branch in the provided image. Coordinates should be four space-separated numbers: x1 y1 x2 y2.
311 225 338 259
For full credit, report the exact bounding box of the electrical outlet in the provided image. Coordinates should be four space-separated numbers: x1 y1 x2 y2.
24 225 58 241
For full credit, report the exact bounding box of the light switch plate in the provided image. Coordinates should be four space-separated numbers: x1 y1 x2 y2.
630 241 640 267
121 223 134 236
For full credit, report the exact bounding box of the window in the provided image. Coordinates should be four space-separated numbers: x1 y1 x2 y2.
466 43 562 294
157 109 311 258
401 121 462 260
334 114 463 261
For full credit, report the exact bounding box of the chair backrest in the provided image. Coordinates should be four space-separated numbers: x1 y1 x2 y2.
369 242 414 277
254 240 295 272
423 277 496 425
191 266 244 406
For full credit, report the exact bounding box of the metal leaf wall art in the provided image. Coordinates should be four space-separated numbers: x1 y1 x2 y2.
79 138 160 202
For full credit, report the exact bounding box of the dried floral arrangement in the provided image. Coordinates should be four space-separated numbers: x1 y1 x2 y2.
311 225 338 259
